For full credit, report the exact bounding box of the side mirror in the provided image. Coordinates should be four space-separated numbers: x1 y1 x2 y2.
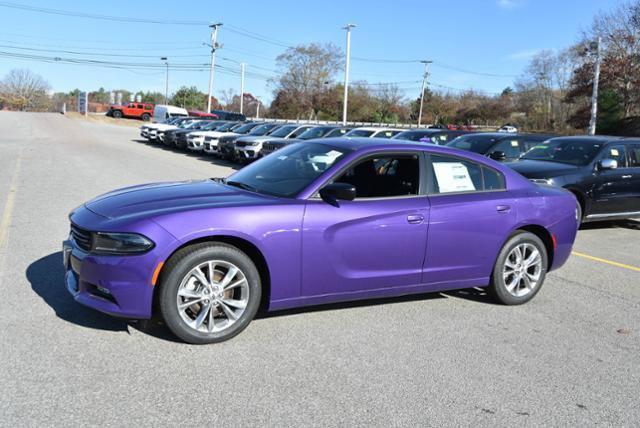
599 158 618 170
489 151 507 161
319 183 356 206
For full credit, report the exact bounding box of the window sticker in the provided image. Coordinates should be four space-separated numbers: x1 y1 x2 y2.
439 135 447 141
511 140 519 147
433 162 476 193
610 149 619 156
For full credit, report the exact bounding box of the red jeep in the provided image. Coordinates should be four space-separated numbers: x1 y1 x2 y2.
108 102 154 121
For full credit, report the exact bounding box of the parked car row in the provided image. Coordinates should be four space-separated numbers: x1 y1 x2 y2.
140 119 640 224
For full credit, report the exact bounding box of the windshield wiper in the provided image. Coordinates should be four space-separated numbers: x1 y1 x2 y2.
226 180 260 193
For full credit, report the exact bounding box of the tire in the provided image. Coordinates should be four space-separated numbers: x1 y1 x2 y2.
112 110 123 119
488 231 548 305
575 202 583 229
158 243 262 344
141 113 151 121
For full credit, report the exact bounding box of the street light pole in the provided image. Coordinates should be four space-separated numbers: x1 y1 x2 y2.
342 24 356 126
588 36 602 136
161 57 169 104
240 62 245 115
417 60 432 127
207 23 222 113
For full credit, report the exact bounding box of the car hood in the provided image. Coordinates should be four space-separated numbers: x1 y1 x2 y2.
193 130 230 138
153 124 177 131
85 179 273 220
506 159 581 178
236 135 274 143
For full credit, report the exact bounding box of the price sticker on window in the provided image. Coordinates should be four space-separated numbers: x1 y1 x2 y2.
611 149 619 156
433 162 477 193
511 140 519 147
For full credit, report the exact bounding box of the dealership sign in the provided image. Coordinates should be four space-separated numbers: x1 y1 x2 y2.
77 91 88 116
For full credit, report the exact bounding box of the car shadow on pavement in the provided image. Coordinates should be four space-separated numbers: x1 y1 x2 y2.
131 139 240 171
257 292 448 320
579 219 640 231
26 252 129 332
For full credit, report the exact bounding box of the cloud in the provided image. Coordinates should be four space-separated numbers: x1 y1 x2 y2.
497 0 521 9
506 48 544 60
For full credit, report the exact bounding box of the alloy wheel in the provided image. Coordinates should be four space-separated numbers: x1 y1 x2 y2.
176 260 249 333
502 243 543 297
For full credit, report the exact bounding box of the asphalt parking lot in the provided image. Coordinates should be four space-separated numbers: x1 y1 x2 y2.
0 111 638 426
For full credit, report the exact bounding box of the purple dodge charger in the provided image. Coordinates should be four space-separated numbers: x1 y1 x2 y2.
64 138 578 343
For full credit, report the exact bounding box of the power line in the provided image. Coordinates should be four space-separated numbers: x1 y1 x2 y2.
0 1 208 25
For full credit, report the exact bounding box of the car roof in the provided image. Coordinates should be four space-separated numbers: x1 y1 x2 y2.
547 135 622 143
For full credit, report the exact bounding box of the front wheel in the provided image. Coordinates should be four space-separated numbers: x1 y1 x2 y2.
488 231 548 305
158 243 262 344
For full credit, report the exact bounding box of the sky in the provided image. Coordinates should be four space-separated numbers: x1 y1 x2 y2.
0 0 625 104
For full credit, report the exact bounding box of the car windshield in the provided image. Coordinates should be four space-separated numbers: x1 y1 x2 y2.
447 135 501 154
393 131 433 141
232 123 256 133
324 128 350 138
521 139 604 165
248 124 276 135
209 122 234 131
226 143 349 198
346 129 375 137
202 120 227 131
268 125 298 138
298 127 334 140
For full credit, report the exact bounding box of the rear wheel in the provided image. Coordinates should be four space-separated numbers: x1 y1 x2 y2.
488 231 548 305
158 243 261 344
112 110 123 119
141 113 151 121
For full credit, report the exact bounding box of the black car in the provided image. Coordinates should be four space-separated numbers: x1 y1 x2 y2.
218 123 280 160
507 136 640 223
165 120 221 148
210 110 247 121
393 129 471 145
447 133 556 162
261 125 339 156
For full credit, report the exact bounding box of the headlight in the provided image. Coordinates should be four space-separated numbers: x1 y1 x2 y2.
530 178 553 185
93 232 154 255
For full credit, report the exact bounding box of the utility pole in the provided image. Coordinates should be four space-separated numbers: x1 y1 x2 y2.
342 24 356 126
240 62 245 115
161 57 169 104
207 23 222 113
417 60 432 127
588 36 602 136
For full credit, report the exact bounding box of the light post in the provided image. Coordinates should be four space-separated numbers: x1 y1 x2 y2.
342 24 356 125
161 57 169 104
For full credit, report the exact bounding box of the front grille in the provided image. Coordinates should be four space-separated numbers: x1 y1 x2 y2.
70 224 92 252
236 141 248 148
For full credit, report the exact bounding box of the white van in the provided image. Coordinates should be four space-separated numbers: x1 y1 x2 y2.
152 105 189 123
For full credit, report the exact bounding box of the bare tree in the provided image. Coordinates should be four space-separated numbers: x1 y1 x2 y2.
271 43 343 119
0 69 51 111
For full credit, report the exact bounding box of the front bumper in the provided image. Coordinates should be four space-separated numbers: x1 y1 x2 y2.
202 139 219 154
187 137 203 151
63 207 174 319
140 128 149 138
148 129 158 139
236 146 261 159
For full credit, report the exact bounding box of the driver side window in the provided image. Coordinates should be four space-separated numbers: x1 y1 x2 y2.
335 154 420 198
602 145 627 167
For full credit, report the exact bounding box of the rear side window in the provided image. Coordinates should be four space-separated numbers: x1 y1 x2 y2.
145 105 152 110
429 154 505 194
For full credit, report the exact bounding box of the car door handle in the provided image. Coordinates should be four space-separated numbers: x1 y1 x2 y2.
407 214 424 224
496 205 511 213
622 175 632 179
